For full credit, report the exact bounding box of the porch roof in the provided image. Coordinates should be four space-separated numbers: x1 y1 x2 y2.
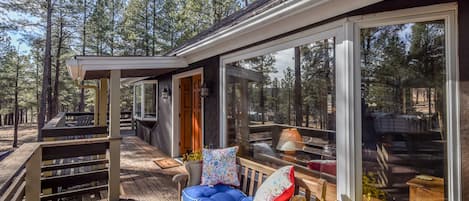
66 56 188 81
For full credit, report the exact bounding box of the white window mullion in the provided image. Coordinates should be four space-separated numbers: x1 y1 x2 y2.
133 85 136 118
335 20 361 201
445 10 461 201
141 83 145 119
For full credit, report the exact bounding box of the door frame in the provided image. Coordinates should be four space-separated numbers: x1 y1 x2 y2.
171 68 204 157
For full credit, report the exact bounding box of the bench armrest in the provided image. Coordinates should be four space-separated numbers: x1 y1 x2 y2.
173 173 189 201
291 195 307 201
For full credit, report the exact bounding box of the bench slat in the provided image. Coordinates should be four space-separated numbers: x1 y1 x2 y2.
249 169 256 196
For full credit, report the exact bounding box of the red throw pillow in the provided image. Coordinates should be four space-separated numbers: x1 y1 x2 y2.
254 166 295 201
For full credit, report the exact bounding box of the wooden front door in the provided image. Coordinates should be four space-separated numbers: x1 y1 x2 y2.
180 77 193 155
192 74 202 152
179 74 203 155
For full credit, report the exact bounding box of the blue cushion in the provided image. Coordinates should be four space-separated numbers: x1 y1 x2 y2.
241 197 253 201
182 184 251 201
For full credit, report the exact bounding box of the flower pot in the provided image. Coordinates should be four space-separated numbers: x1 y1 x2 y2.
184 160 202 187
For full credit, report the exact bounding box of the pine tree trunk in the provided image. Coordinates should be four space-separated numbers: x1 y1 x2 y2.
294 46 302 126
13 55 20 147
145 0 150 56
110 0 115 55
36 63 40 120
20 109 23 124
152 0 157 56
39 0 53 140
79 0 87 112
52 15 64 118
323 39 330 129
82 0 87 56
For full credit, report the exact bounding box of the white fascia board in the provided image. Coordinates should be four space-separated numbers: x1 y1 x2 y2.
172 0 330 55
121 77 150 86
77 56 188 70
66 56 188 81
174 0 382 63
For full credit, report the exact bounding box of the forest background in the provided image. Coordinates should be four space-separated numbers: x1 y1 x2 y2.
0 0 252 150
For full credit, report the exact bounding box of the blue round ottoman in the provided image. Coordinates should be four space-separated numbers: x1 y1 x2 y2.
182 184 253 201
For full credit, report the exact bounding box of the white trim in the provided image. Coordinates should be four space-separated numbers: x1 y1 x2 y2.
445 9 461 201
66 56 188 81
173 0 331 55
352 4 460 201
176 0 382 63
335 20 360 201
171 68 204 157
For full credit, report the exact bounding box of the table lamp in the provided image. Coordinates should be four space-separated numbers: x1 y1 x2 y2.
276 128 303 154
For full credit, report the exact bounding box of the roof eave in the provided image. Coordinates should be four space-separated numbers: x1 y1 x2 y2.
66 56 188 81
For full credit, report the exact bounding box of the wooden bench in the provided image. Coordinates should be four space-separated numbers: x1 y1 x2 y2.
173 157 327 201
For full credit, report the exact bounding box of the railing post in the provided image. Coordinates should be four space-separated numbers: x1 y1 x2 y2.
108 70 121 201
25 147 41 201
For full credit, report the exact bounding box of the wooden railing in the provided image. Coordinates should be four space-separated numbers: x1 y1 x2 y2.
41 126 108 141
0 138 115 201
64 112 133 128
247 124 335 151
0 111 121 201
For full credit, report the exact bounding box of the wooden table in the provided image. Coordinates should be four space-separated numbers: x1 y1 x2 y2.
406 175 444 201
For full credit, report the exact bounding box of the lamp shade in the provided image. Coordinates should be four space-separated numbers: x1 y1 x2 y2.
276 128 303 151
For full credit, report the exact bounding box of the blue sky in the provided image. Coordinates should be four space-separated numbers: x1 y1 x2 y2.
1 8 41 55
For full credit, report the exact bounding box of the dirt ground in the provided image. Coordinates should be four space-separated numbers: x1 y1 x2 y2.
0 124 38 152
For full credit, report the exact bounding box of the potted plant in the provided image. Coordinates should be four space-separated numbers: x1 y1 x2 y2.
182 151 203 186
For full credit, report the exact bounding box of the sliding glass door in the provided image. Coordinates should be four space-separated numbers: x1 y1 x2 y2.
359 18 452 201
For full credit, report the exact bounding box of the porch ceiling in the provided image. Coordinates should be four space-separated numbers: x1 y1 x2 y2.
66 56 188 81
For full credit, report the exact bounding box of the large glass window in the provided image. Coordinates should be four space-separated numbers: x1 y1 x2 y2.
225 38 337 185
134 81 158 120
134 84 142 118
144 83 157 118
360 20 447 201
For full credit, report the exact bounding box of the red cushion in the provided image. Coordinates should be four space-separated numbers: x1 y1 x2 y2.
275 167 295 201
307 160 336 176
253 166 295 201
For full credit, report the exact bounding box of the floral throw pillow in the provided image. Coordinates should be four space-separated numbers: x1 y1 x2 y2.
201 146 240 186
254 166 295 201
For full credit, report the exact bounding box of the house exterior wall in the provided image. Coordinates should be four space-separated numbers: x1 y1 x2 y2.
134 56 221 155
458 0 469 199
135 0 469 198
151 76 172 155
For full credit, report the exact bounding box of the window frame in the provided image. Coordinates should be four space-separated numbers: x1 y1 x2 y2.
133 80 158 121
219 3 459 201
350 4 459 201
220 19 345 199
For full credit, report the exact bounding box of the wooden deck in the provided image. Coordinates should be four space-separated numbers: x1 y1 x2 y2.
119 134 185 201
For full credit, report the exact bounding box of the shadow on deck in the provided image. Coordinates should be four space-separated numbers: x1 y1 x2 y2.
119 131 185 201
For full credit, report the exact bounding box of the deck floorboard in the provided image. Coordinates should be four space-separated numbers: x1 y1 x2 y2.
119 134 185 201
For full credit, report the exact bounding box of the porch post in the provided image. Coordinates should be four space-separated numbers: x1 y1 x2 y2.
98 78 108 127
108 70 121 201
25 147 41 201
